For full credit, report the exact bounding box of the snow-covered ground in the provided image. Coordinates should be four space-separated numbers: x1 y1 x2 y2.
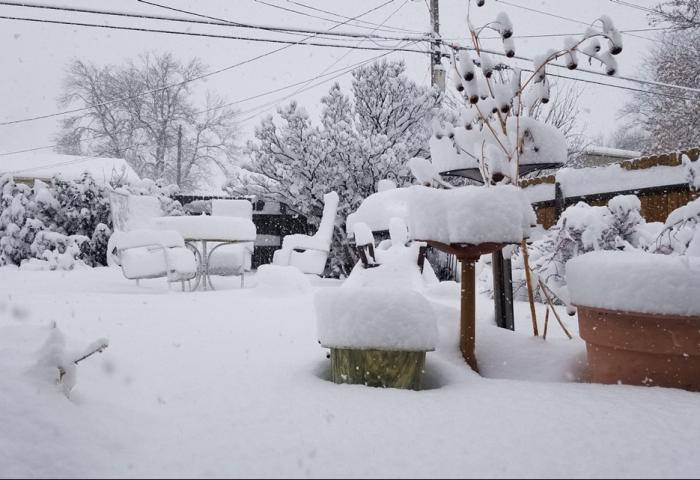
1 267 699 478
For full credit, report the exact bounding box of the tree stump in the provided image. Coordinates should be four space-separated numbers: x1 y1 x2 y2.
330 348 428 391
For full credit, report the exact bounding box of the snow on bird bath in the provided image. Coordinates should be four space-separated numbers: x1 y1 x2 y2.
407 185 536 246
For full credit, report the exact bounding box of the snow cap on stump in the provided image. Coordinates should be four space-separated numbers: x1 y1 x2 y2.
316 288 438 351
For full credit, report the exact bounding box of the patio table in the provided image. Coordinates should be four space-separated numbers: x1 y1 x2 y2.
151 216 257 292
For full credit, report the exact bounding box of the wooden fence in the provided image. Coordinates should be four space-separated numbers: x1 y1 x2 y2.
524 149 700 229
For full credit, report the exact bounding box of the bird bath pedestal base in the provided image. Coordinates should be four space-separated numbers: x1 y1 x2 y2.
422 241 509 373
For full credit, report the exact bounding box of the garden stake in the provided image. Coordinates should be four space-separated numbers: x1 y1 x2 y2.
521 239 539 336
539 278 573 340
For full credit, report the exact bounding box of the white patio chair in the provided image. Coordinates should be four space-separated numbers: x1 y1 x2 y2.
273 192 339 276
107 189 165 267
209 200 255 287
111 230 198 291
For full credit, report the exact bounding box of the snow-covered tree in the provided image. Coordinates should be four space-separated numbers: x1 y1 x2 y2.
620 29 700 153
652 0 700 30
226 60 443 275
55 53 240 192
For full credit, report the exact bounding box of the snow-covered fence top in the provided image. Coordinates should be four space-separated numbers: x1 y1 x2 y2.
523 149 700 228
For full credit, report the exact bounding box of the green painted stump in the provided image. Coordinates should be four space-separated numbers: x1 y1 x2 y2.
330 348 427 391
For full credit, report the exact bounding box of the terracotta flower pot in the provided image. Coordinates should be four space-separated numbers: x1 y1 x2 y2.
577 305 700 392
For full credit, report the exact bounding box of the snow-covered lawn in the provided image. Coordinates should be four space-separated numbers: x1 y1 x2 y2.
1 267 699 478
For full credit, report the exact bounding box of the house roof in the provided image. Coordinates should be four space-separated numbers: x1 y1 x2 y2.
0 154 141 185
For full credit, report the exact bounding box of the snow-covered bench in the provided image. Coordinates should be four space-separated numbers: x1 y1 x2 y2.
273 192 339 276
111 230 198 291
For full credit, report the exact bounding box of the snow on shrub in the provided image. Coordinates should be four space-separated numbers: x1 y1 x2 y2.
651 197 700 257
0 173 179 269
683 155 700 192
505 195 659 303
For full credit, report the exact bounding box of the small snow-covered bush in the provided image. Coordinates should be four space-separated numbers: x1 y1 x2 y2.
509 195 658 303
651 197 700 256
684 155 700 192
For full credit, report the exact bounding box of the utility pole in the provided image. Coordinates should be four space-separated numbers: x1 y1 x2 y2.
430 0 446 92
176 124 183 188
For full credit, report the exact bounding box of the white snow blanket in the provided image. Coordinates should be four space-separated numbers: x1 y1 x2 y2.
407 185 536 245
316 288 438 351
346 188 411 237
431 117 567 175
212 200 253 220
150 216 257 242
567 251 700 317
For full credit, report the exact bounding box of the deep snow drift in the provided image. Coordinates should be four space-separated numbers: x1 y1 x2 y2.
1 267 699 478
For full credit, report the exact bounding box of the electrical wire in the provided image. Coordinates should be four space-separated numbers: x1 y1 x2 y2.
285 0 422 34
0 16 427 127
0 15 428 53
0 1 428 42
493 0 681 47
0 47 404 157
137 0 426 42
271 0 411 119
255 0 416 36
441 27 672 42
446 42 700 95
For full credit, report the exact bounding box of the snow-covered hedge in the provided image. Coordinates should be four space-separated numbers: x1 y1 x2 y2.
0 174 183 270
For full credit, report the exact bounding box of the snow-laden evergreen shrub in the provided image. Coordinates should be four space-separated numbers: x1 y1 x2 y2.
0 173 179 269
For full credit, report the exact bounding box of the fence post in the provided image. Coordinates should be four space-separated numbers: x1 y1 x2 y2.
493 250 515 331
555 182 565 219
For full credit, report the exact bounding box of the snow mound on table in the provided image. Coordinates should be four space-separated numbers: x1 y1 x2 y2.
150 216 257 242
408 185 536 245
316 288 438 351
567 251 700 317
252 265 313 294
346 188 410 237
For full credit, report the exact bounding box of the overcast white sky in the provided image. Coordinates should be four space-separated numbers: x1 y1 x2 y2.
0 0 663 192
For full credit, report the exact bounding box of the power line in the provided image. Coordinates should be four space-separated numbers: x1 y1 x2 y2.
441 27 672 42
0 0 428 42
254 0 413 36
445 42 700 95
285 0 422 34
277 0 411 118
492 0 680 47
0 47 405 157
0 15 427 127
609 0 657 15
0 16 426 54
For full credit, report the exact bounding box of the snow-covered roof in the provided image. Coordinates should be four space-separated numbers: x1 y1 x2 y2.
585 146 642 159
0 154 140 185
